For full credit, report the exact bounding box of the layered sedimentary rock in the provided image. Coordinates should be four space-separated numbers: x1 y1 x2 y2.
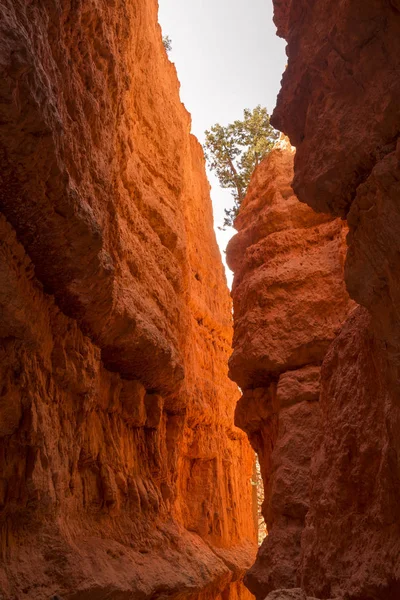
269 1 400 598
0 1 256 598
226 147 354 600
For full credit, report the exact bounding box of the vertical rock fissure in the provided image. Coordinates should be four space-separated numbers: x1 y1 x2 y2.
252 456 267 547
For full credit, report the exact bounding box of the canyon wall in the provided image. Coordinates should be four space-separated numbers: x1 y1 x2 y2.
0 1 256 598
226 147 354 600
227 1 400 599
270 1 400 599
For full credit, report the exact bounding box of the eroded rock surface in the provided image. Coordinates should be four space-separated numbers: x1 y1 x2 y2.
271 0 400 219
227 148 353 600
268 1 400 598
227 149 351 391
271 0 400 354
301 307 400 600
264 590 328 600
0 1 256 598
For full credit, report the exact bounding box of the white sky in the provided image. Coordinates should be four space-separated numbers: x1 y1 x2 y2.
158 0 287 286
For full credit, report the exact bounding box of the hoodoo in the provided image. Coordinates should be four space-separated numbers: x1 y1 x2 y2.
0 0 256 598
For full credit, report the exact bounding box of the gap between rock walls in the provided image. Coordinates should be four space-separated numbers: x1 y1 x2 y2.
1 1 400 600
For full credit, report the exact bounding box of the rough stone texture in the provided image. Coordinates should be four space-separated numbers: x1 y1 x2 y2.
0 1 256 598
270 2 400 598
346 151 400 353
265 591 307 600
227 149 351 391
271 0 400 358
227 148 353 600
271 0 400 219
277 366 320 410
270 3 400 353
264 590 327 600
299 307 400 600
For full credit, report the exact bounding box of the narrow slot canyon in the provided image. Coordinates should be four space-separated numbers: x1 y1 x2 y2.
0 1 399 600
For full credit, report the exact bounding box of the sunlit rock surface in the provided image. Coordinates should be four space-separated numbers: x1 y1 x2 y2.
227 148 353 600
0 0 256 598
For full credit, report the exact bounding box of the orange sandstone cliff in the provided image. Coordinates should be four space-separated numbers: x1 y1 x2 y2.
227 2 400 600
226 147 354 600
0 0 256 598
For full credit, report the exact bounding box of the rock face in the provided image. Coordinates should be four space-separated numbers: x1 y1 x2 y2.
264 590 328 600
226 147 354 600
271 0 400 219
0 1 256 598
271 0 400 354
266 1 400 598
301 307 400 600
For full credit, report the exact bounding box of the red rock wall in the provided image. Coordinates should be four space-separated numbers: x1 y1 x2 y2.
266 1 400 598
226 147 354 600
0 1 256 598
271 0 400 354
301 307 400 600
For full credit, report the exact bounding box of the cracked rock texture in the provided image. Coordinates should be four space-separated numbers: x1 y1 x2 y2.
266 1 400 598
226 148 353 600
0 0 256 598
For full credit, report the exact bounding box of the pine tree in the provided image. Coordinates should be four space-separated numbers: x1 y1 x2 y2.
204 106 278 228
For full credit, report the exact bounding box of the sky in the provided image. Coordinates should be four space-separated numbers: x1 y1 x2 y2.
158 0 287 286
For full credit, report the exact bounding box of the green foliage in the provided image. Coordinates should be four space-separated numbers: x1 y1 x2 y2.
162 35 172 53
204 105 278 228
